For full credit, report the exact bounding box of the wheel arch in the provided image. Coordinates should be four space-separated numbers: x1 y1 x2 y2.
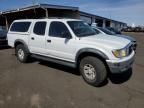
14 39 30 53
75 48 109 68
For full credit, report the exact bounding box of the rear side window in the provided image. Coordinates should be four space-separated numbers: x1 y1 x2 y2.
33 21 46 35
10 22 31 32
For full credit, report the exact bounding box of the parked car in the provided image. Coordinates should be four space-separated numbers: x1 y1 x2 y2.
92 27 114 35
93 27 137 50
122 26 144 32
142 27 144 32
133 27 142 32
106 27 121 34
121 27 133 32
7 19 135 86
0 28 8 47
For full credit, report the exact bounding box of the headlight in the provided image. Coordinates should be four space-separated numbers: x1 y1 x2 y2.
112 48 127 58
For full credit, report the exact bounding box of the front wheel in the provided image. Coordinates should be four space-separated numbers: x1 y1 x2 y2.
79 56 107 87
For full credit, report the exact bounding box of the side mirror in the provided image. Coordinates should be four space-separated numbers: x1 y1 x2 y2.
62 31 72 39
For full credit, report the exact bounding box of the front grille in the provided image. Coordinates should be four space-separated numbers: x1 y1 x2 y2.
128 45 133 55
133 43 137 51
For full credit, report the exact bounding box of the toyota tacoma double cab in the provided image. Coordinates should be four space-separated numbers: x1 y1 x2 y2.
7 19 135 86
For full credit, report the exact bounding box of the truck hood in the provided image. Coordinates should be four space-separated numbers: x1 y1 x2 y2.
80 34 131 49
116 34 136 42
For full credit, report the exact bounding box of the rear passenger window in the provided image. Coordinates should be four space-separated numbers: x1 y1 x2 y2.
33 22 46 35
10 22 31 32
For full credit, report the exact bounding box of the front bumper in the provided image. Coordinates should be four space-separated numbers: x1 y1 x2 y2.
106 51 135 73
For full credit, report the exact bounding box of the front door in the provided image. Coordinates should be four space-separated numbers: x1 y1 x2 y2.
46 21 76 62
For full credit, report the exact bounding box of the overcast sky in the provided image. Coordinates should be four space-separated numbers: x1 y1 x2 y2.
0 0 144 26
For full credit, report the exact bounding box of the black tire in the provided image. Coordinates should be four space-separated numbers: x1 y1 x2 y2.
15 44 29 63
79 56 107 87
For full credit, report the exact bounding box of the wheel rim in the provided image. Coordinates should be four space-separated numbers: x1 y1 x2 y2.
18 49 24 60
83 64 96 80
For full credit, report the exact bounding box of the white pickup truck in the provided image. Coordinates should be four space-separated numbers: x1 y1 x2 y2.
7 19 135 86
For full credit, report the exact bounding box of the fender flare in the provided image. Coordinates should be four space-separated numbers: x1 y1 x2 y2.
75 48 109 62
14 39 30 53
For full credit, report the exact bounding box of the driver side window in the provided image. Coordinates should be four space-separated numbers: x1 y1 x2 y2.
49 21 71 38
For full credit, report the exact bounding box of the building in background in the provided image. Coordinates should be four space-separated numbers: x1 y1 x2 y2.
0 3 127 30
80 11 127 30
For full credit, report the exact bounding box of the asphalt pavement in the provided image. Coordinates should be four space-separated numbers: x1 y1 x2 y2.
0 32 144 108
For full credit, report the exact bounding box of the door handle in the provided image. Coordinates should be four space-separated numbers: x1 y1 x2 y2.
47 40 51 43
31 37 35 40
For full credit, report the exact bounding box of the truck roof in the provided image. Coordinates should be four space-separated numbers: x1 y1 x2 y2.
13 18 81 22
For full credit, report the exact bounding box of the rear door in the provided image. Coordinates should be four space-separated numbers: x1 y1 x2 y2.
29 21 47 55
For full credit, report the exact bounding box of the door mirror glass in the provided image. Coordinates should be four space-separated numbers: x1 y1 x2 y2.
62 31 72 39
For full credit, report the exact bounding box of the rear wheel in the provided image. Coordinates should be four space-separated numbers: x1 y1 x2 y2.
15 44 29 63
79 56 107 86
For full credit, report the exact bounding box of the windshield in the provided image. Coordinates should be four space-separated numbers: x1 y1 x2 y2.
98 27 115 35
67 21 97 37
